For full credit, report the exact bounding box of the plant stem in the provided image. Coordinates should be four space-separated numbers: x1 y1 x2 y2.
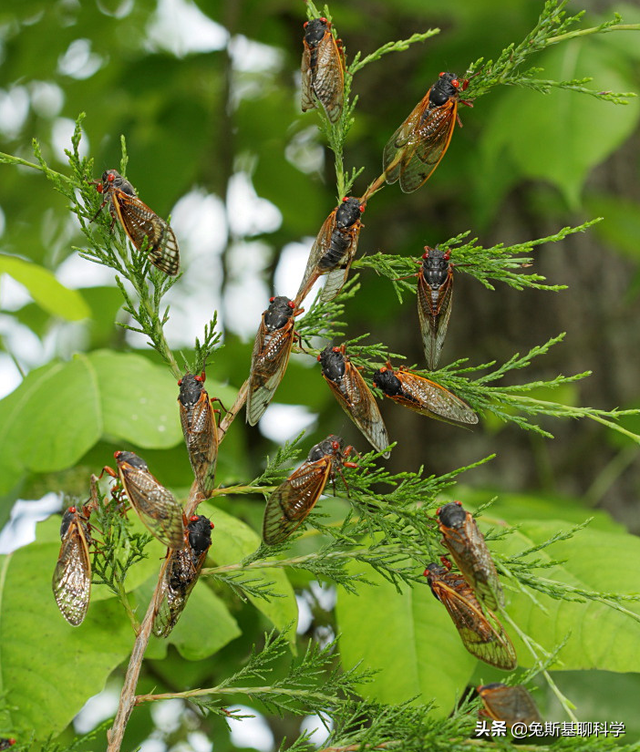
546 23 640 45
501 611 578 724
218 378 248 442
135 684 346 704
106 481 201 751
0 152 72 181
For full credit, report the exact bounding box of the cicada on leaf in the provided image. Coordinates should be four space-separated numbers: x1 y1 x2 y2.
424 560 516 671
263 435 356 545
477 683 542 727
383 72 468 193
247 296 302 426
113 450 184 549
178 371 218 497
295 197 365 306
93 169 180 276
437 501 504 610
319 344 390 457
417 246 454 370
301 17 345 123
372 362 477 426
52 503 94 626
153 514 214 637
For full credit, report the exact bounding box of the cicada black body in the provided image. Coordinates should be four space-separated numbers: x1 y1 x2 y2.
113 450 184 549
295 197 364 306
319 344 390 457
437 501 504 610
263 435 356 545
372 363 477 426
424 560 516 671
93 169 180 276
383 72 467 193
301 17 345 123
247 296 302 426
417 246 453 370
153 514 214 637
178 371 218 497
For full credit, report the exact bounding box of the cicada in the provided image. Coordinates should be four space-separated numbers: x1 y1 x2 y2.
295 197 365 306
263 435 357 545
417 246 453 370
424 560 516 671
319 344 390 457
178 371 218 497
52 503 93 626
112 451 184 549
437 501 504 610
301 17 344 123
153 514 214 637
0 739 16 750
93 169 180 276
383 72 467 193
247 296 302 426
372 363 477 426
477 683 542 727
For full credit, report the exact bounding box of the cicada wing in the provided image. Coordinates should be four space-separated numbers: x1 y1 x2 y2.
325 365 390 457
478 684 542 726
316 228 361 304
432 579 516 670
119 466 184 548
247 320 296 426
301 43 315 112
400 372 478 425
52 517 91 626
382 97 428 185
457 515 504 610
263 459 331 545
396 99 458 193
180 392 218 497
112 192 180 276
417 273 453 370
296 211 335 303
312 31 344 123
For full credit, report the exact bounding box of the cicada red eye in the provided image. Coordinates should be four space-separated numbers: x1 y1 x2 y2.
269 296 275 302
190 515 199 522
209 521 214 529
287 300 295 309
359 204 365 212
107 172 115 182
342 197 348 202
444 250 451 260
303 20 308 27
68 506 77 513
452 78 460 88
320 16 327 22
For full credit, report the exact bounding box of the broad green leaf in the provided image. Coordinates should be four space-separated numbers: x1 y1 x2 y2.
493 521 640 672
0 543 134 737
481 43 640 207
337 561 476 715
337 511 640 714
89 350 182 448
0 351 183 494
203 505 298 647
586 195 640 261
0 254 90 321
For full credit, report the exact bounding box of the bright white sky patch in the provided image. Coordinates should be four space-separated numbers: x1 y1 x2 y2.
74 685 121 734
146 0 228 56
51 117 89 161
29 80 65 118
228 34 283 73
300 713 333 746
227 705 274 752
0 493 62 554
57 39 104 79
227 172 282 237
0 85 30 138
259 403 317 444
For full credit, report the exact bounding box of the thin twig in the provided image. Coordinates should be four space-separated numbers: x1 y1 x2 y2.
218 378 249 442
